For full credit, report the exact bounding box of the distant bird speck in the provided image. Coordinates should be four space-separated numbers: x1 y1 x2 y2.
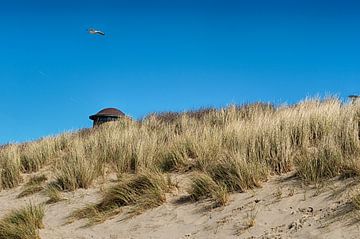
38 71 48 77
88 28 105 36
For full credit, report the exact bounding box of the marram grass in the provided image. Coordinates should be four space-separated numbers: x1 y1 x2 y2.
0 203 44 239
69 170 172 224
17 175 47 198
0 97 359 212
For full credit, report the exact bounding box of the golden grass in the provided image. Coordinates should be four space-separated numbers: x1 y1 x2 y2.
0 145 22 190
17 175 47 198
19 139 56 173
0 203 44 239
352 192 360 210
0 97 359 215
188 173 219 201
45 183 64 204
294 144 343 184
206 155 269 192
17 186 44 199
69 170 172 224
188 172 230 207
53 140 99 191
26 175 47 186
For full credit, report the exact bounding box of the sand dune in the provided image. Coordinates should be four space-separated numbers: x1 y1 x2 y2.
1 173 359 239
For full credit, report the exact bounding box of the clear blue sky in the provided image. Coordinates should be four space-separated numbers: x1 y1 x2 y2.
1 0 359 143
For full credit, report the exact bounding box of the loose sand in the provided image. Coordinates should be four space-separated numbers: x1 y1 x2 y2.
1 173 359 239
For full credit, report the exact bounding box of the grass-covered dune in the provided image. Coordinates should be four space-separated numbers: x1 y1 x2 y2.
1 97 360 226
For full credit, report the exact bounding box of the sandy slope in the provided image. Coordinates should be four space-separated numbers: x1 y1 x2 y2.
1 173 360 239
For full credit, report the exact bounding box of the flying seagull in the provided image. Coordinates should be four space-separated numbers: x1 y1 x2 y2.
88 28 105 36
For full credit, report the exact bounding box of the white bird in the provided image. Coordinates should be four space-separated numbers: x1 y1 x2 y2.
88 28 105 36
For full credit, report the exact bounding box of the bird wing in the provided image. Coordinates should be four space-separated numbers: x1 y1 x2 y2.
96 31 105 36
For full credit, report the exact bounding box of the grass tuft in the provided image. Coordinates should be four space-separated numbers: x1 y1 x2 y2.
188 173 218 201
17 175 47 198
207 156 269 193
45 183 64 204
294 144 343 184
352 192 360 210
0 145 22 190
54 142 97 191
17 186 44 199
0 203 44 239
26 175 47 186
69 170 171 224
188 173 229 207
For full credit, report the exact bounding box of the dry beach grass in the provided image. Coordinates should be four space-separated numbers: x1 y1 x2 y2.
0 97 360 238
